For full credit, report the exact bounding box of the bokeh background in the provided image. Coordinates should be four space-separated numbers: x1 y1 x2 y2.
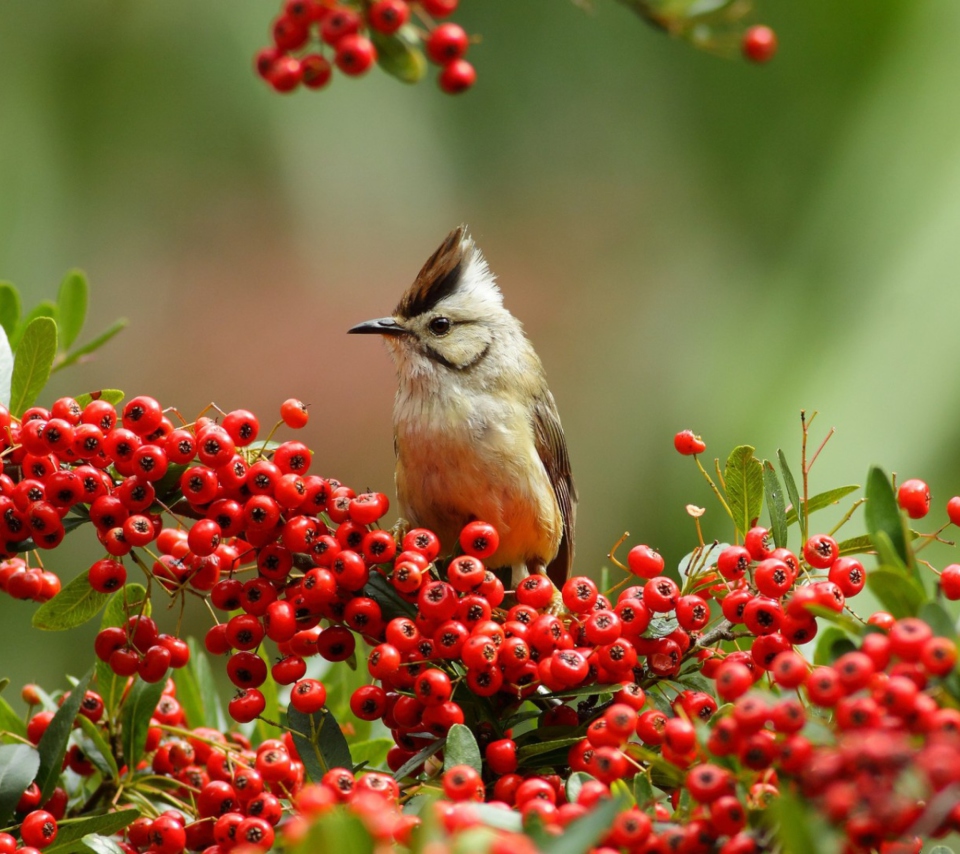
1 0 959 698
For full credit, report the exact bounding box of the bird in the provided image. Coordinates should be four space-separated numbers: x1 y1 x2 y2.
348 225 576 589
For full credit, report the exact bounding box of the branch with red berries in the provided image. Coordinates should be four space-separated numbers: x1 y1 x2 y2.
254 0 778 97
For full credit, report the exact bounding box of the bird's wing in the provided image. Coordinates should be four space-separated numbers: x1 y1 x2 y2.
532 391 577 587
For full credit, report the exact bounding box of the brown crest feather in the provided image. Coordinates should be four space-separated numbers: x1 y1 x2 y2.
395 225 471 320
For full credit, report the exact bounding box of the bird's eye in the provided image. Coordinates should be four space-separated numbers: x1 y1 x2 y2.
428 317 452 336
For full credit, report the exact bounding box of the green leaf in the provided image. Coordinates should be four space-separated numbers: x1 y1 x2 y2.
120 676 167 771
287 704 353 782
540 792 626 854
254 649 281 747
11 301 56 350
36 667 94 802
723 445 764 536
43 809 140 854
516 736 583 763
813 626 856 666
82 834 127 854
55 318 128 373
565 771 593 804
57 270 88 351
784 485 860 526
371 26 427 84
928 847 955 854
75 390 124 409
866 567 925 619
0 284 21 340
290 809 374 854
0 743 40 825
836 534 873 555
633 772 655 807
919 601 955 638
467 803 523 833
362 572 416 621
392 736 443 781
777 450 804 539
32 569 111 631
349 738 393 771
10 316 57 416
763 461 788 548
443 723 482 776
95 584 150 714
186 638 226 732
864 467 912 571
772 789 841 854
0 694 26 741
0 326 12 412
76 714 119 778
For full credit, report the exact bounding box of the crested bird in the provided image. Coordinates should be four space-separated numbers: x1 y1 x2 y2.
348 226 576 588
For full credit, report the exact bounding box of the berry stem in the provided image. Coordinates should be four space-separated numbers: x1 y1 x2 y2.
828 498 866 537
693 456 734 525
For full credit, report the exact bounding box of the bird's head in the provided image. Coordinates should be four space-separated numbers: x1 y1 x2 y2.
349 226 518 377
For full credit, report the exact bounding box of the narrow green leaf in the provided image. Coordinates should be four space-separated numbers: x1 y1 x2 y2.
76 714 119 778
443 723 481 775
565 771 592 804
75 390 124 409
172 652 204 731
392 736 443 781
82 834 127 854
777 450 804 539
54 318 128 373
0 326 13 411
468 803 523 832
784 485 860 526
371 26 427 84
10 300 56 350
516 736 583 763
349 738 393 771
187 638 226 732
864 467 912 570
44 809 140 854
540 793 625 854
0 284 21 340
36 667 94 802
0 743 40 824
763 461 788 548
32 569 111 631
57 270 88 351
919 601 955 639
873 529 907 574
773 789 841 854
120 676 167 770
836 534 873 556
287 704 353 782
10 316 57 416
0 694 26 741
866 567 925 619
96 584 150 714
723 445 764 536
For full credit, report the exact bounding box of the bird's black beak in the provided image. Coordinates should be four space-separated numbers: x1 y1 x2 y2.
347 317 410 337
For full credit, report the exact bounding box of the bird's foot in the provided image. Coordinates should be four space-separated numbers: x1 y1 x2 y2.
390 517 410 544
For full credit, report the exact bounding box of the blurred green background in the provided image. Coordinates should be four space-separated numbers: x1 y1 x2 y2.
1 0 959 697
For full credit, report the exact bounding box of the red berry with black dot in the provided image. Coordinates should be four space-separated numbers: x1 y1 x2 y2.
290 678 327 714
334 34 376 76
897 478 931 519
228 689 266 724
627 544 664 579
426 23 469 65
88 558 126 593
674 430 706 455
368 0 409 34
459 520 499 559
20 810 57 849
802 533 838 569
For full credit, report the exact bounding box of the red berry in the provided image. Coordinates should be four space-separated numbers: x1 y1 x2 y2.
290 678 327 714
947 496 960 527
941 564 960 600
228 689 266 724
802 533 838 569
897 478 930 519
368 0 410 34
280 398 309 428
426 23 469 64
627 544 664 579
742 25 777 63
459 520 499 559
301 54 333 90
20 810 57 849
421 0 458 16
335 34 376 76
438 59 475 94
88 558 126 593
268 56 303 93
673 430 706 455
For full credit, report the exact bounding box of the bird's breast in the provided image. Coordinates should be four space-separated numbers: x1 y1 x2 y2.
393 388 561 568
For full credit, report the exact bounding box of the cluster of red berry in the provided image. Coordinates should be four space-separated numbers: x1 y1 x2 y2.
255 0 476 95
4 394 960 853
